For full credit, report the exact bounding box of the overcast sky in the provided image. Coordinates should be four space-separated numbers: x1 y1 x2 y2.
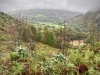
0 0 100 13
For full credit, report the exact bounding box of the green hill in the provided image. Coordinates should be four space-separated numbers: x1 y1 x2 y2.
67 9 100 31
9 9 100 32
10 9 82 24
67 14 85 31
0 12 13 25
84 10 100 31
0 11 100 75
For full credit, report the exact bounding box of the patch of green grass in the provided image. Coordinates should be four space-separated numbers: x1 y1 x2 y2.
35 14 45 18
40 22 64 28
35 43 59 56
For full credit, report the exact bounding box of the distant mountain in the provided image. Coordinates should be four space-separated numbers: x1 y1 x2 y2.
10 9 82 24
67 9 100 31
84 10 100 30
10 9 100 32
67 14 85 31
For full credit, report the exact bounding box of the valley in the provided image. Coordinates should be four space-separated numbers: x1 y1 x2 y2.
0 8 100 75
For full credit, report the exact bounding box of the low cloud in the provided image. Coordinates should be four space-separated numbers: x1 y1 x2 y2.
0 0 100 12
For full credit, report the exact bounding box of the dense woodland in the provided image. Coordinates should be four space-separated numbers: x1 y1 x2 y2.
0 9 100 75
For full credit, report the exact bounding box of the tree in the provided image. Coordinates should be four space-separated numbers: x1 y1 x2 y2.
36 27 42 42
58 21 67 55
28 24 37 38
86 22 97 45
43 26 55 47
21 26 33 42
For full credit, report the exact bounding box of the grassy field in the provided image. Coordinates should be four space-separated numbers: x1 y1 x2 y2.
35 43 59 56
40 22 64 28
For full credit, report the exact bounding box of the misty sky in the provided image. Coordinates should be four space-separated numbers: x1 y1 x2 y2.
0 0 100 12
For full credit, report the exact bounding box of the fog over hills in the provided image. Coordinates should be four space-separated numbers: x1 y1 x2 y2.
0 0 100 31
10 9 82 23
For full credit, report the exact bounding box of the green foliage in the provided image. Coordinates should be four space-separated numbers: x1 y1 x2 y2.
1 42 100 75
0 34 8 41
43 27 56 47
40 22 64 28
36 27 43 42
15 46 28 58
36 54 76 75
28 24 37 36
21 26 33 42
0 12 13 26
35 14 45 18
68 50 94 66
12 62 25 75
53 53 66 62
10 52 19 61
10 46 29 61
0 11 100 75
